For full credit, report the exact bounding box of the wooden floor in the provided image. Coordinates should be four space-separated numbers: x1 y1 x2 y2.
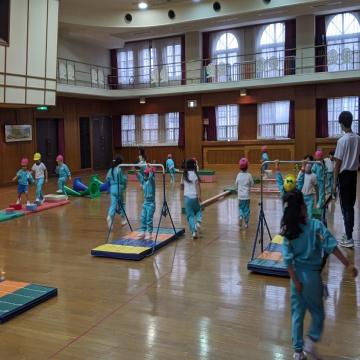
0 171 359 360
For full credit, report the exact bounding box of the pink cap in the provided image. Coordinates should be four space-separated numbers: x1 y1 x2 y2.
144 164 155 175
314 150 323 159
261 145 267 152
56 154 64 162
21 158 29 166
239 158 249 170
168 154 172 158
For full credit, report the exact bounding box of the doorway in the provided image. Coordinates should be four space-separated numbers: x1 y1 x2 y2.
92 117 113 170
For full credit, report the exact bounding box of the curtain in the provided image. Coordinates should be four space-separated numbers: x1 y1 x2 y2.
288 100 295 139
109 49 118 89
178 112 185 147
113 116 122 148
181 35 186 85
57 118 65 157
285 20 296 75
315 16 328 72
316 98 329 138
204 107 217 141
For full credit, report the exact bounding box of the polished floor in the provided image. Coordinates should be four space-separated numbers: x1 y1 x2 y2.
0 171 359 360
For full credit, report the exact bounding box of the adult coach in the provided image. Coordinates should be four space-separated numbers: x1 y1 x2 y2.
333 111 360 248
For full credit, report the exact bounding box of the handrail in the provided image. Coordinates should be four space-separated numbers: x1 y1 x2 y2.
118 163 165 174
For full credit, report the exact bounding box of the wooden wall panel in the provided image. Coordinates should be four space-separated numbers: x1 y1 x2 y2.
239 104 257 140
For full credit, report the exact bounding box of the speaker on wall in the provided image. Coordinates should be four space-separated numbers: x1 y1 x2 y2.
263 0 271 4
124 13 132 23
213 2 221 12
168 9 176 19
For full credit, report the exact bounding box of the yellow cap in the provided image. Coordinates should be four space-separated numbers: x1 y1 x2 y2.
284 174 296 192
33 152 41 161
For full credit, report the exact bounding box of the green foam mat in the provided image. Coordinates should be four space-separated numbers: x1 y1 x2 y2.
0 211 24 223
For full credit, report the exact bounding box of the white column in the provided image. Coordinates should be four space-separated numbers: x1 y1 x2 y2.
296 15 316 74
185 31 201 84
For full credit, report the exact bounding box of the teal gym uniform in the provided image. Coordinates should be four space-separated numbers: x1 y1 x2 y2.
138 172 156 234
56 163 71 194
235 171 254 225
106 167 127 218
166 158 176 183
275 170 304 198
239 200 250 224
282 219 337 353
32 162 47 201
312 163 325 208
262 152 270 170
184 196 202 233
16 169 34 193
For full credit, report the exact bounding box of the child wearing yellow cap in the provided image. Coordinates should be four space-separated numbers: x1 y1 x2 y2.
275 160 306 198
31 153 48 203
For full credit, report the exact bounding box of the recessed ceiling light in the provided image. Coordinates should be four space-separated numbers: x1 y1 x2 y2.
192 0 202 3
138 2 148 9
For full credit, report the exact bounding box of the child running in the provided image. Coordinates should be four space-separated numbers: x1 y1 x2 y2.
298 163 318 219
235 158 254 229
166 154 176 184
106 156 128 230
55 155 71 196
281 190 358 360
138 164 156 240
12 158 34 206
324 150 335 198
312 150 325 208
31 152 48 204
181 158 202 239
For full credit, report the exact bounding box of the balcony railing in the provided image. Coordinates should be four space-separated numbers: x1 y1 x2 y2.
57 40 360 90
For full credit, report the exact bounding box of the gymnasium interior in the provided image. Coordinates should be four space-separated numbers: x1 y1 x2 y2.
0 0 359 359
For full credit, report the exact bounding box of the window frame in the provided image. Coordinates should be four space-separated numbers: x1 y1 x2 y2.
121 115 136 146
165 112 180 144
215 104 239 141
141 114 159 145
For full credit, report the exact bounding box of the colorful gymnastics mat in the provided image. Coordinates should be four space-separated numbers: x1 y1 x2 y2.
0 280 57 324
247 235 288 277
91 227 185 260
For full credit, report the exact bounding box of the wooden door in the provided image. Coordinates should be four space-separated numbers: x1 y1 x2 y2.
92 117 113 170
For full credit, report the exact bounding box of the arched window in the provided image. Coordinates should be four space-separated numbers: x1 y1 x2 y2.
256 22 285 78
213 32 240 82
326 12 360 72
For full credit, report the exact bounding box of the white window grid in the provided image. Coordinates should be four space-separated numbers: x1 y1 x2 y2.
257 101 290 139
141 114 159 144
121 115 136 146
139 48 157 84
165 112 180 144
166 44 182 81
118 50 134 85
327 96 359 137
216 105 239 141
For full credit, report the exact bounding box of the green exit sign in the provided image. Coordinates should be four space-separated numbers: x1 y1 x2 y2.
36 106 48 111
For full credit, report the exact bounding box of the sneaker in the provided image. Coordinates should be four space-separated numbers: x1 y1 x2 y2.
338 235 354 248
323 282 329 300
16 199 21 205
35 198 40 203
137 232 145 240
244 222 249 229
192 232 198 239
293 352 307 360
121 217 127 226
56 189 63 194
106 216 112 230
26 201 30 206
196 222 201 233
304 337 322 360
146 232 153 240
239 217 243 229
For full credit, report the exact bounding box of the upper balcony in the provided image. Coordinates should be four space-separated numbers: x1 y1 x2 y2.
57 40 360 98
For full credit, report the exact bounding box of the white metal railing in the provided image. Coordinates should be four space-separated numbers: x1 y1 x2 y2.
57 40 360 90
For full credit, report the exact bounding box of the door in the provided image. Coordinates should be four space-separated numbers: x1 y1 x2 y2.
36 119 59 175
79 117 91 169
92 117 113 170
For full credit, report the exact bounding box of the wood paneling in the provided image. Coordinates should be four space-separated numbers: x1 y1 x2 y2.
239 104 257 140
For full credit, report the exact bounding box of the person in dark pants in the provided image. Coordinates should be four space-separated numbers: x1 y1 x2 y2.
333 111 360 248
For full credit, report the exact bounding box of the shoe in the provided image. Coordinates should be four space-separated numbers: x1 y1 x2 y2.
196 222 201 233
35 198 40 203
106 216 112 230
56 189 62 194
121 217 127 226
26 201 30 206
192 232 198 239
239 217 243 229
146 232 153 240
338 235 354 248
304 337 322 360
138 232 145 240
322 282 329 299
244 222 249 229
16 199 21 205
293 351 307 360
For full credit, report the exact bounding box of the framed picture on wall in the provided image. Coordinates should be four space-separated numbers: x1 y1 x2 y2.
5 125 33 142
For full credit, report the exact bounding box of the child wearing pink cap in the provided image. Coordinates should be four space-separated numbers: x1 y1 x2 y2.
166 154 176 184
12 158 34 205
312 150 325 208
55 154 71 196
235 158 254 229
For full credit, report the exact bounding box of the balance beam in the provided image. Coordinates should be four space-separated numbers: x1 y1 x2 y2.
200 190 232 208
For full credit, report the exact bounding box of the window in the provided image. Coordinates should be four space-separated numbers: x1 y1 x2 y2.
257 23 285 78
166 44 182 81
141 114 159 144
327 96 359 137
258 101 290 139
216 105 239 141
121 115 136 146
213 32 240 82
165 112 179 144
326 12 360 72
139 48 156 84
118 50 134 85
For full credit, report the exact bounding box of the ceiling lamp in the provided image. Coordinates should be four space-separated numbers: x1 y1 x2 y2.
240 89 247 97
140 97 146 104
138 2 148 9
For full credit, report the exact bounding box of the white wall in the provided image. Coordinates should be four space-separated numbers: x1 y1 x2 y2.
0 0 59 106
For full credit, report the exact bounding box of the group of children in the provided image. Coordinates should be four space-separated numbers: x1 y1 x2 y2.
13 153 71 205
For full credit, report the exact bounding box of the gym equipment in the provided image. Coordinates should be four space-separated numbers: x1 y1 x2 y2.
22 200 70 215
26 203 37 212
44 194 68 202
70 175 108 199
92 163 184 260
0 280 57 324
10 204 22 211
0 210 23 222
64 186 82 197
73 177 88 192
248 160 328 277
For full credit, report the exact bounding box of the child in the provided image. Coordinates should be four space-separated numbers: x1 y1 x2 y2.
235 158 254 229
12 158 34 206
261 145 270 177
181 158 202 239
31 152 48 203
193 157 200 172
324 150 335 197
138 164 156 240
298 163 318 219
312 150 325 208
106 156 128 230
281 190 357 360
166 154 176 184
55 155 71 196
275 160 305 198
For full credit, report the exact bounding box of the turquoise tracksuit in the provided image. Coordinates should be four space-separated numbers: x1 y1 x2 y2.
303 194 314 219
36 177 45 200
166 158 176 183
326 172 334 194
312 163 325 208
239 200 250 224
16 169 34 193
275 171 304 198
184 196 202 233
262 152 270 170
56 164 71 193
138 172 156 234
106 167 127 218
282 219 337 353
